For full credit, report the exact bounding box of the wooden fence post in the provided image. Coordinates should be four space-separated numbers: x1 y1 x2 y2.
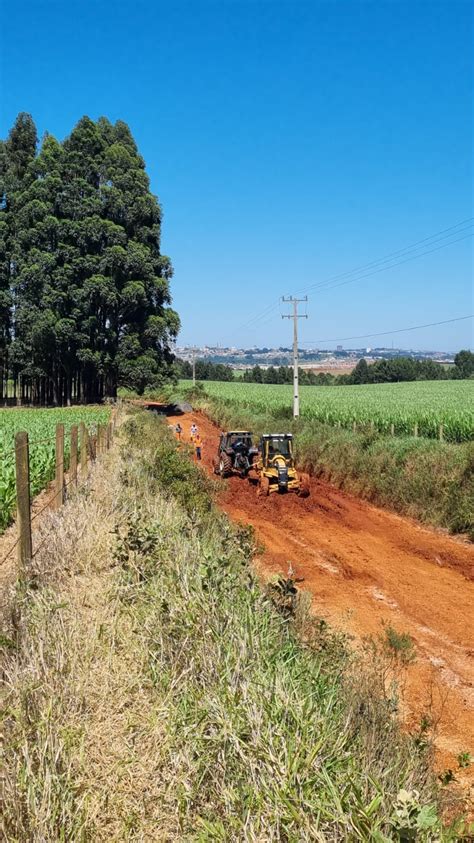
414 422 418 438
107 421 113 449
352 421 356 433
70 425 78 486
80 422 88 475
97 424 104 455
15 431 32 567
90 434 97 462
55 423 65 510
439 424 444 441
390 423 395 436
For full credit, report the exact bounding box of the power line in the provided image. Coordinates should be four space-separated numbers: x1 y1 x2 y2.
300 314 473 346
298 232 474 298
293 217 474 297
237 299 282 332
221 217 473 344
240 220 473 338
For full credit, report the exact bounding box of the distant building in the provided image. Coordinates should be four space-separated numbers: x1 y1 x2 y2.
336 345 343 352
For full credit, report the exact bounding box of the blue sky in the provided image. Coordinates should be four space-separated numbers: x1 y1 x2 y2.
1 0 472 352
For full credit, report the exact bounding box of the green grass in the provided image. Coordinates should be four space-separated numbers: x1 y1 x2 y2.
0 406 110 533
2 409 472 839
190 379 474 443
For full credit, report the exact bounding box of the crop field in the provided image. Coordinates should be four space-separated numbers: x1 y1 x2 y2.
198 379 474 443
0 406 110 533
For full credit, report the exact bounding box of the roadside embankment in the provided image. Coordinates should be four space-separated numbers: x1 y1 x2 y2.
188 390 474 537
2 407 471 839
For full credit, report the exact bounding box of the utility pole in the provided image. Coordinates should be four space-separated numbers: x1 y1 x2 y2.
282 296 308 418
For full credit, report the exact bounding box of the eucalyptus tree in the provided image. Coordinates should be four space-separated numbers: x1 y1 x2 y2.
0 113 179 403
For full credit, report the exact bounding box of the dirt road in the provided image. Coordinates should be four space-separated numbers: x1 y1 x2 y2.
168 408 474 794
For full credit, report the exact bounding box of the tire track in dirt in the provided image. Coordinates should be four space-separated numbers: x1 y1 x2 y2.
163 407 474 801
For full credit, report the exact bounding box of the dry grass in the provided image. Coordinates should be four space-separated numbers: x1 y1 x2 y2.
1 411 471 841
1 446 180 840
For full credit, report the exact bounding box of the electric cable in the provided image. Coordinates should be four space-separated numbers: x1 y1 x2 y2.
294 231 473 297
293 218 473 296
300 314 473 345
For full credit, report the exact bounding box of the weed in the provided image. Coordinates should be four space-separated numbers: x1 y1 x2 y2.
266 574 300 619
457 752 471 769
439 769 456 786
382 623 417 667
389 788 439 840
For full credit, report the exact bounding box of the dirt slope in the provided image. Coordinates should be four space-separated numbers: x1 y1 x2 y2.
168 408 474 798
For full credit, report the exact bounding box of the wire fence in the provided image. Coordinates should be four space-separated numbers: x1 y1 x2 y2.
1 426 103 458
0 413 117 570
0 536 20 568
30 492 58 525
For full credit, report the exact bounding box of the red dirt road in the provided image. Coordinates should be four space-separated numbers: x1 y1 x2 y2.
169 409 474 797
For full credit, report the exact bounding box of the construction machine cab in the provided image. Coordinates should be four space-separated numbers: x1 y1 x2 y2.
213 431 257 478
260 433 294 466
221 431 253 454
253 433 309 497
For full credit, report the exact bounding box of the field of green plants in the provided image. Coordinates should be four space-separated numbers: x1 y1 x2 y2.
198 379 474 443
0 406 110 533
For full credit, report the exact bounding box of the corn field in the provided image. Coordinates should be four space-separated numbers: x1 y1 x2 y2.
0 406 110 533
199 379 474 443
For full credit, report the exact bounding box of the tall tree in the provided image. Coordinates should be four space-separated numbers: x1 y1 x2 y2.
349 358 370 384
0 113 179 404
0 113 38 399
454 350 474 378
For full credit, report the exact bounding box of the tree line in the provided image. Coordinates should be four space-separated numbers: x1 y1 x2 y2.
176 360 235 382
345 352 474 384
0 113 178 405
176 351 474 385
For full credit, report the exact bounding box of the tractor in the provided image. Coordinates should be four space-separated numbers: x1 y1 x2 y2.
248 433 310 497
213 431 258 478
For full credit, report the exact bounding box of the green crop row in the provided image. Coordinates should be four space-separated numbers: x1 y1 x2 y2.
193 379 474 443
0 406 110 533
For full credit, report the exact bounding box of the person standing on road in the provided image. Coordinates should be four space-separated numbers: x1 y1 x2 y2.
175 422 182 440
190 422 198 441
195 433 203 461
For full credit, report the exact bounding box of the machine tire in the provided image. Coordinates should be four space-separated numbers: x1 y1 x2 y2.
212 457 220 475
257 476 270 497
298 473 310 498
219 453 233 477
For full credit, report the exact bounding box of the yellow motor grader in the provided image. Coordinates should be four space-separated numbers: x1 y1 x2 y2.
248 433 310 497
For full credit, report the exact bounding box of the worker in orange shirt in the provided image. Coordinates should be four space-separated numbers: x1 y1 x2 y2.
194 433 203 461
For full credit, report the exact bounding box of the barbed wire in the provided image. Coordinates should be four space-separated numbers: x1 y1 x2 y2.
1 425 102 458
32 531 53 559
0 535 20 567
1 423 114 565
30 493 58 523
1 434 68 458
